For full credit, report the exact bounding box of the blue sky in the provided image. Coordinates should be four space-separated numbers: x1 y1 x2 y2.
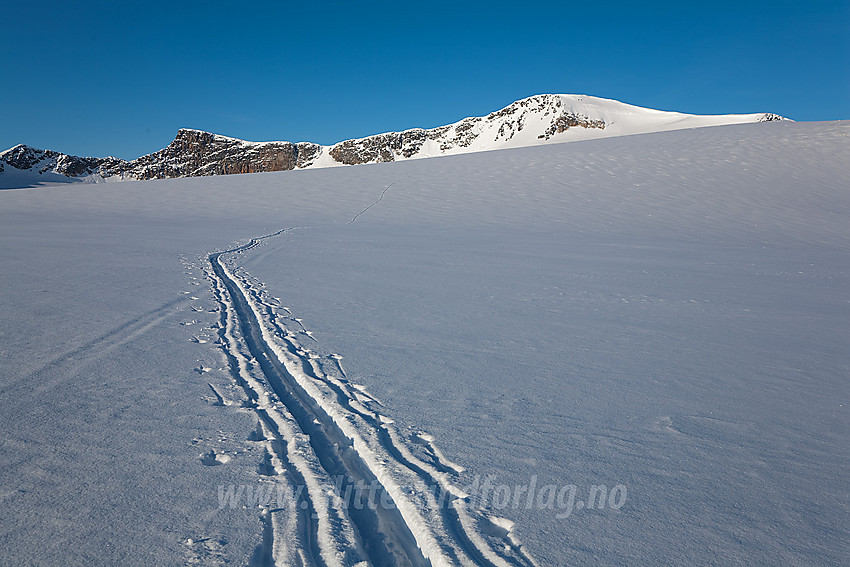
2 0 848 159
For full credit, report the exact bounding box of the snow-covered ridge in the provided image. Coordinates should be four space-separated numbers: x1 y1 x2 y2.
0 94 787 188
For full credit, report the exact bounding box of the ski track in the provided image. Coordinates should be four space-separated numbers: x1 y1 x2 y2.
348 181 398 225
208 248 347 567
203 217 538 566
1 296 187 397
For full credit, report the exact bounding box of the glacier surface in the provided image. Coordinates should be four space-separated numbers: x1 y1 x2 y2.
0 120 847 566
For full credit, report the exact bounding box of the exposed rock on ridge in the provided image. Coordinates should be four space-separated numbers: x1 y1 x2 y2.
0 144 128 178
129 129 322 179
329 95 609 165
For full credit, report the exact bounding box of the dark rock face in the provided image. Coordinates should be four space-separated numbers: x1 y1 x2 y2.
129 129 323 179
538 114 606 140
2 145 48 170
294 142 322 168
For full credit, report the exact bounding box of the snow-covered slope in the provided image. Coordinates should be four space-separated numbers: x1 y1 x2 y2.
325 94 785 162
0 95 786 189
0 120 847 566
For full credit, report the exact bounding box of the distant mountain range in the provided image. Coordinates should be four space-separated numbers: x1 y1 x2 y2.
0 95 786 189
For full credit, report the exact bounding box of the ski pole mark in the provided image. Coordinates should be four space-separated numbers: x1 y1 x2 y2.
348 181 397 225
4 296 186 397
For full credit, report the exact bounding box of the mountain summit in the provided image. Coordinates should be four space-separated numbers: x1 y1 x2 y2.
0 95 786 189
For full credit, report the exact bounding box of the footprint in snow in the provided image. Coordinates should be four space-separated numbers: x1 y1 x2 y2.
247 421 266 442
257 451 277 476
200 450 231 466
208 384 229 406
183 536 228 566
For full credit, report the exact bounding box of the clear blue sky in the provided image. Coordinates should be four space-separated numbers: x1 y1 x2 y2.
2 0 848 159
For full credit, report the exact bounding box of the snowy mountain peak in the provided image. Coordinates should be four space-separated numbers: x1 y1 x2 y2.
0 95 788 189
0 143 128 180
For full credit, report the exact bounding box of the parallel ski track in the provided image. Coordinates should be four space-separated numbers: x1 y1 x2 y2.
209 266 322 566
209 231 433 567
253 294 537 567
206 224 537 567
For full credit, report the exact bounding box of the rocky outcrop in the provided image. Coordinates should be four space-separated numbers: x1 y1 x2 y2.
327 128 446 165
488 95 606 142
330 133 399 165
128 129 322 179
326 95 609 165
